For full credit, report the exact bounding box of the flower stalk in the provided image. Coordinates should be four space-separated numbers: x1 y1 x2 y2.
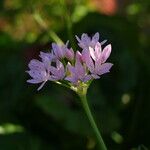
78 91 107 150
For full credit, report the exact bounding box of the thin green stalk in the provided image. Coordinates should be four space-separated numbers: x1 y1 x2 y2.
59 0 76 50
33 13 63 44
79 94 107 150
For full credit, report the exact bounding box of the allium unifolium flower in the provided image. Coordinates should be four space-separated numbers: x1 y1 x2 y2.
26 33 113 90
76 32 107 49
65 51 92 84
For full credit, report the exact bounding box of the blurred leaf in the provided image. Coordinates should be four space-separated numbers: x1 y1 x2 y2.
35 93 93 136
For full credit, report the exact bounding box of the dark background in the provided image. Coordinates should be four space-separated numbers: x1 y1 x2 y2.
0 0 150 149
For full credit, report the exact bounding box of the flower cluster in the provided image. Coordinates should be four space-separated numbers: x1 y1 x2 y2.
26 33 113 90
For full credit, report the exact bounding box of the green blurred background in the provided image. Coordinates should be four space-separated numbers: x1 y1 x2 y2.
0 0 150 149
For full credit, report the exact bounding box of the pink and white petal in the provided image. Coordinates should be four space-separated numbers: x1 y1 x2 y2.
97 63 113 75
95 42 102 59
101 44 112 63
76 51 82 62
65 48 74 60
89 47 96 61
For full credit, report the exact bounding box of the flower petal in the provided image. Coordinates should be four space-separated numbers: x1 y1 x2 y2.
65 76 77 83
95 42 101 59
75 55 85 78
82 49 94 72
89 47 96 61
100 40 107 45
37 81 47 91
91 74 100 79
75 35 81 43
65 48 74 61
28 59 44 70
83 75 92 82
92 32 99 42
97 63 113 75
81 33 91 44
100 44 112 63
27 79 42 84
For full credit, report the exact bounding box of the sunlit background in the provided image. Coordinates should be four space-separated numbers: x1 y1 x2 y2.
0 0 150 149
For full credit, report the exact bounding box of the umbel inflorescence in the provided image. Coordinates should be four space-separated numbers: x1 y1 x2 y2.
26 33 113 91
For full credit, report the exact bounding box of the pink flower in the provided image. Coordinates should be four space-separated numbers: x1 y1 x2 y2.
49 60 65 80
26 32 113 90
27 53 65 90
65 51 91 84
76 32 106 50
52 43 67 59
65 48 74 61
82 42 113 78
26 59 51 90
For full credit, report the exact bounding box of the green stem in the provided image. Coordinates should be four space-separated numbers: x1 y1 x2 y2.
79 94 107 150
33 13 63 44
60 0 76 50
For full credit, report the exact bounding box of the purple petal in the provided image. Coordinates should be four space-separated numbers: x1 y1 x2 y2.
82 49 94 72
57 61 65 79
52 43 64 58
83 75 92 82
65 48 74 61
67 63 76 74
40 51 54 61
92 32 99 42
65 76 77 84
27 79 42 84
94 58 101 73
81 33 91 44
91 74 100 79
28 59 44 70
97 63 113 75
27 70 46 80
75 55 85 77
49 66 58 75
100 44 112 63
56 60 62 69
49 60 65 80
